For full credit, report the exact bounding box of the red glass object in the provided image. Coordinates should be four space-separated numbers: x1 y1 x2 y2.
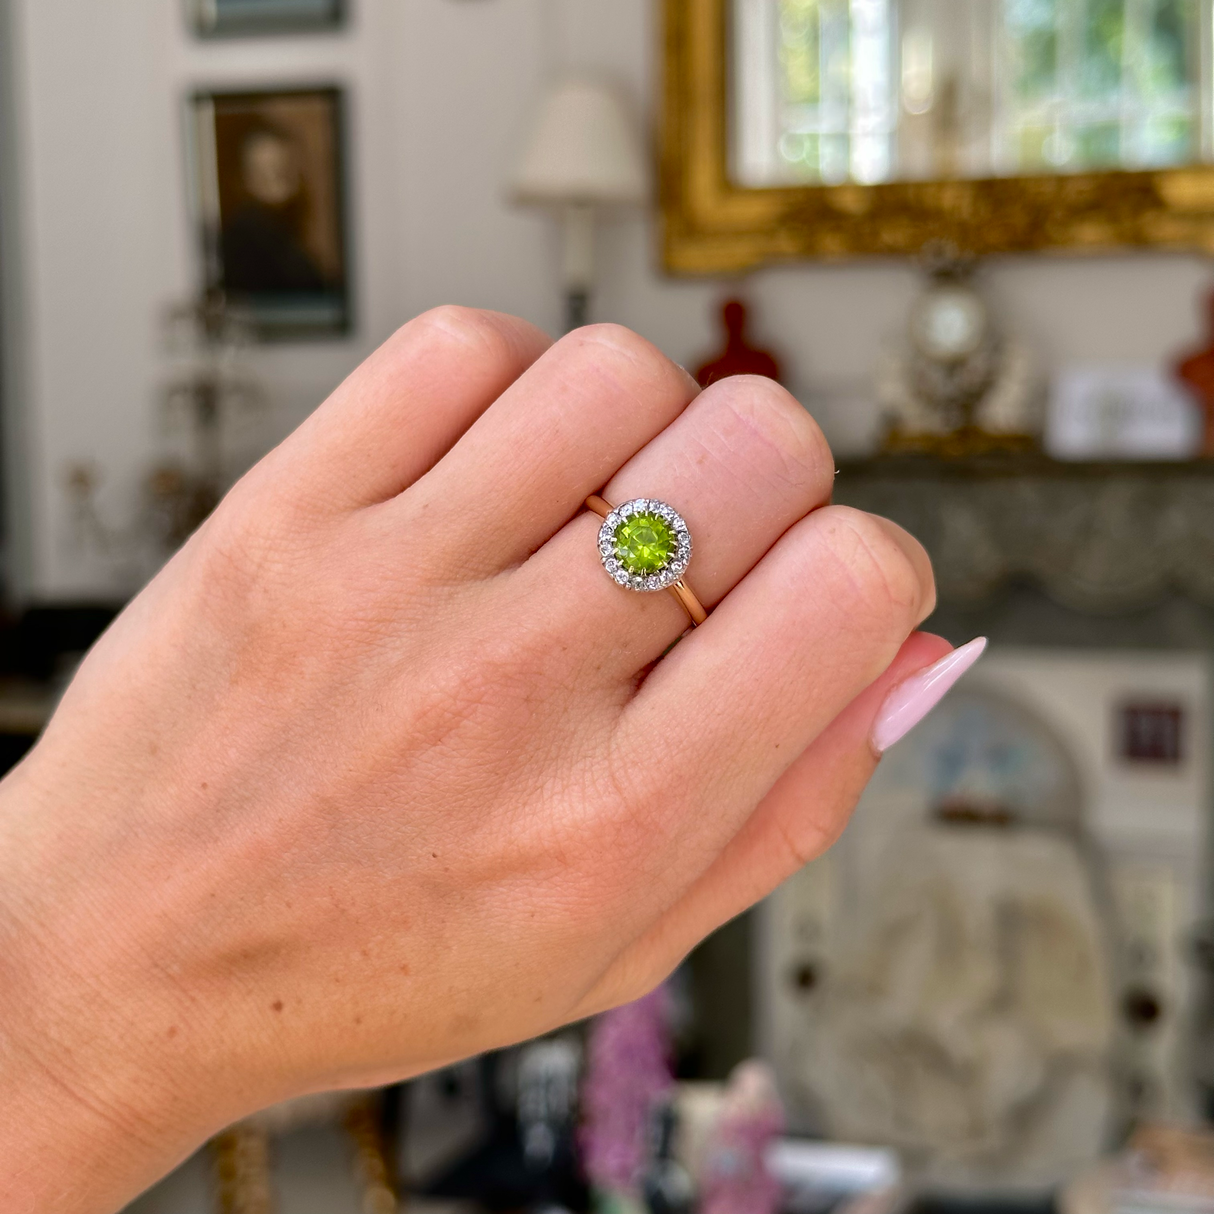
1173 289 1214 458
693 299 782 388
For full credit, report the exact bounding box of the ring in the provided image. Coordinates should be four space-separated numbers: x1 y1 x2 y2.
586 495 708 627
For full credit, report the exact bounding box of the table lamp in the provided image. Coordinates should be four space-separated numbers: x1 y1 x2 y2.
511 78 648 332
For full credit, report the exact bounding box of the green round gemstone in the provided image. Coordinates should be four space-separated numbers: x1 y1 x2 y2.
614 512 677 573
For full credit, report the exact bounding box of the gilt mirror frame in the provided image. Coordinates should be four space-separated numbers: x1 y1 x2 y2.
662 0 1214 273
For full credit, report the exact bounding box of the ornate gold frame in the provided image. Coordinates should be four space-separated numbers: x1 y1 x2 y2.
661 0 1214 273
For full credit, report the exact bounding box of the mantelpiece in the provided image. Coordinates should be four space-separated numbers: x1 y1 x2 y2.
834 457 1214 614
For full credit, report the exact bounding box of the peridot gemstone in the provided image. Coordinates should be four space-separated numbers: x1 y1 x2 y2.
615 512 676 573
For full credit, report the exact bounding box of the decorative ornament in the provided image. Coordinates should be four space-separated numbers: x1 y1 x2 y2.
698 1061 785 1214
693 300 782 388
877 244 1040 456
517 1032 584 1201
580 985 675 1213
641 1098 694 1214
209 1092 396 1214
64 292 265 588
211 1124 273 1214
1173 287 1214 458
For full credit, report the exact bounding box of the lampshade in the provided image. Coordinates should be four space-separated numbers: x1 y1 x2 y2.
511 79 649 208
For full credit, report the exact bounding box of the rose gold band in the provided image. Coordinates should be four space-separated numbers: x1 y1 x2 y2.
586 495 708 627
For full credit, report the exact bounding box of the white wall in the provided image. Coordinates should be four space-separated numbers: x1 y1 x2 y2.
6 0 1214 599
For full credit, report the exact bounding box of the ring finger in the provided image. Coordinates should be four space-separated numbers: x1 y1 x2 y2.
512 374 836 677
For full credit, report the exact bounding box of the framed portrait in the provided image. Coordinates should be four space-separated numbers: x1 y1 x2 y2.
192 0 345 37
191 87 350 338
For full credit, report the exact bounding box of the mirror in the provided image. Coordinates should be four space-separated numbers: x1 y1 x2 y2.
733 0 1207 187
662 0 1214 270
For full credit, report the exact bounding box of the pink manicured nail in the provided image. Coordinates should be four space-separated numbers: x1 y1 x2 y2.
871 637 988 753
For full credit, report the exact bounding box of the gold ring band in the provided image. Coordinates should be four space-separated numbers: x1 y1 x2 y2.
586 494 708 627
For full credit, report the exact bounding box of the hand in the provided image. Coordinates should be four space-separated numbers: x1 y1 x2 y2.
0 309 940 1213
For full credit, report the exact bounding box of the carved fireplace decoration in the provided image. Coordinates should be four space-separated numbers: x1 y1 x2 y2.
762 651 1211 1178
834 457 1214 613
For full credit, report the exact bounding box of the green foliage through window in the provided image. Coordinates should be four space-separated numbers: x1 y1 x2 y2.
1004 0 1197 172
768 0 1201 182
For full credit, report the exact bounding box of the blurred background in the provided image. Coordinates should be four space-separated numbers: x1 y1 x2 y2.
2 1 1214 1212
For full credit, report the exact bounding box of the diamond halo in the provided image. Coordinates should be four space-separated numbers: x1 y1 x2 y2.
597 498 692 592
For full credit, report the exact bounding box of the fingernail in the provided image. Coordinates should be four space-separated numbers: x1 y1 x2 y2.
871 637 988 753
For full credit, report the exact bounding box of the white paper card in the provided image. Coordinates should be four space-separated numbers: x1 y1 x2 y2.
1046 364 1200 460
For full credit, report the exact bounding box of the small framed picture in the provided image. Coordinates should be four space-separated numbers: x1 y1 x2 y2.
1117 701 1186 765
191 87 350 338
192 0 345 37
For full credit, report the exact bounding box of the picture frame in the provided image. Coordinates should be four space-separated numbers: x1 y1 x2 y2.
190 86 351 339
191 0 346 38
662 0 1214 273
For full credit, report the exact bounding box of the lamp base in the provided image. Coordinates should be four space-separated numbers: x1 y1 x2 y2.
565 289 589 334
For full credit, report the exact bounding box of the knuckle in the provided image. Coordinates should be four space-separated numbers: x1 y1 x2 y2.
579 953 676 1019
566 324 690 390
818 506 929 624
576 745 675 877
571 321 653 356
410 304 522 361
774 816 820 871
187 497 305 617
711 375 832 488
775 808 844 872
